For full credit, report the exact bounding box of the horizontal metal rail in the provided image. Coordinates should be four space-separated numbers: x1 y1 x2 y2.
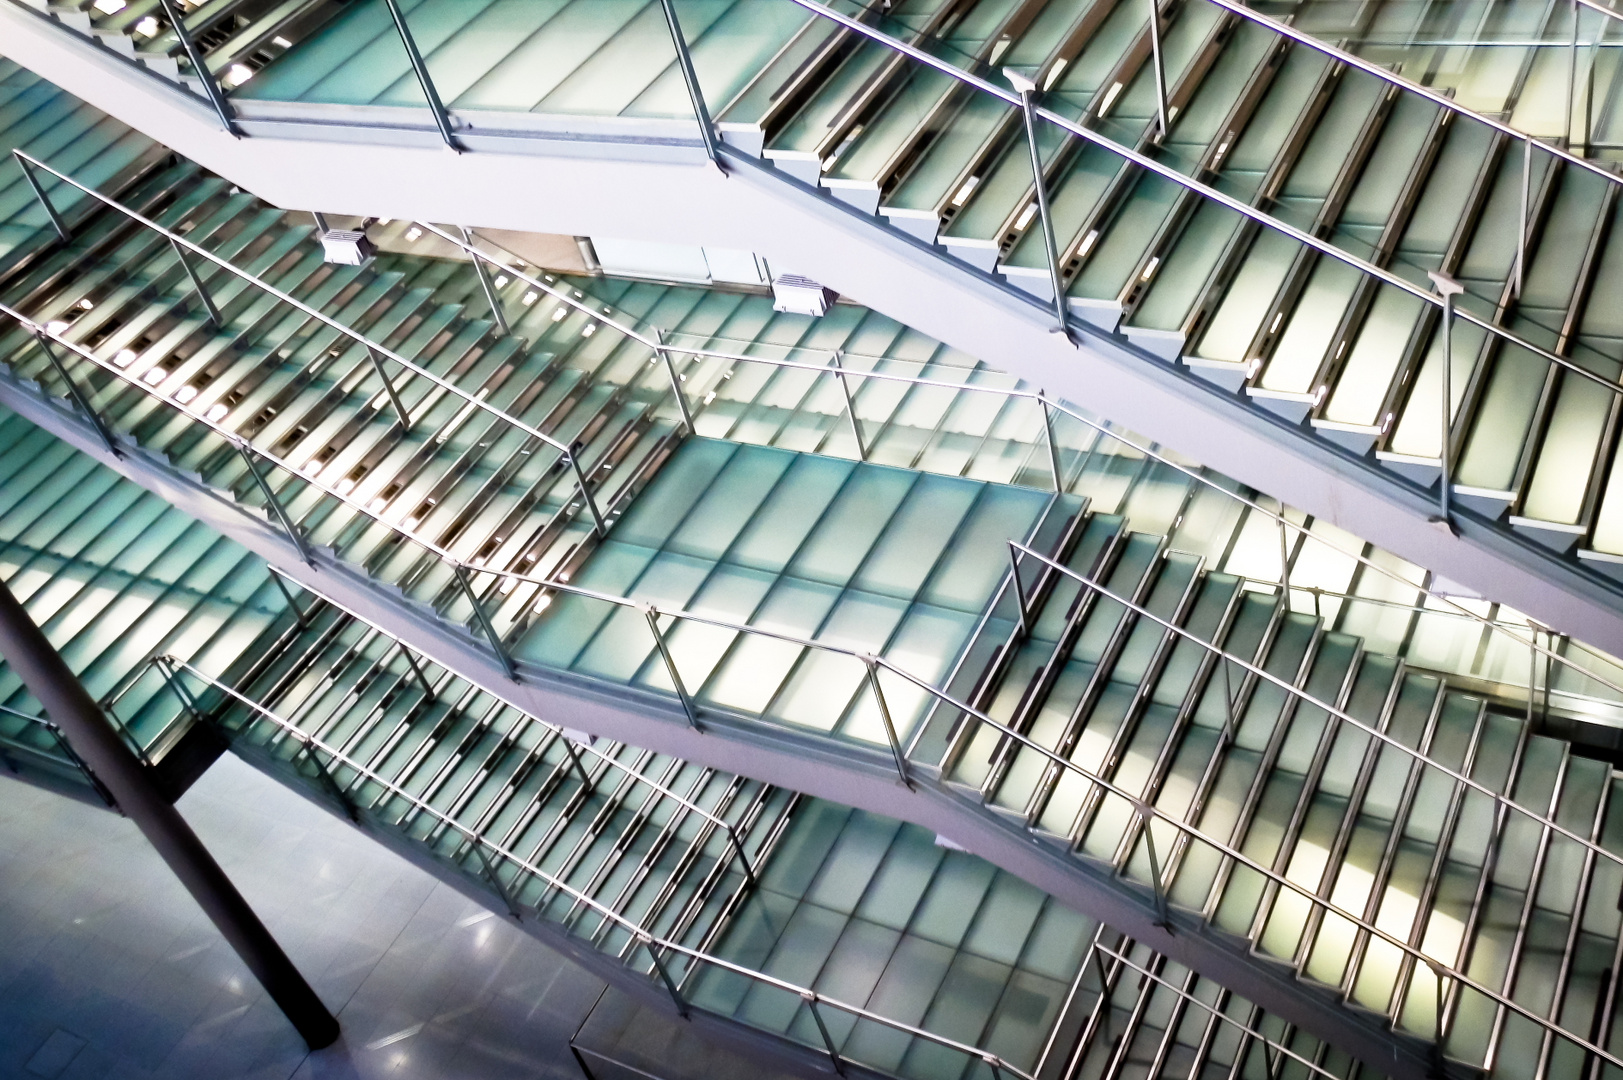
157 656 1029 1080
430 223 1623 710
11 152 606 534
255 569 756 881
778 2 1623 404
5 296 1613 1069
1091 941 1344 1080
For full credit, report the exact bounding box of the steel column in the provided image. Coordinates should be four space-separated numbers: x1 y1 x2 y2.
657 0 725 171
155 0 240 137
381 0 461 151
0 578 338 1048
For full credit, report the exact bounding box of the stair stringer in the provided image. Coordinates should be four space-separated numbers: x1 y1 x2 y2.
0 371 1452 1080
3 0 1620 660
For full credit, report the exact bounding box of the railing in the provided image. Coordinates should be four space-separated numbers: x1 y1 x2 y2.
151 655 1034 1080
4 273 1618 1072
423 223 1623 717
0 701 116 805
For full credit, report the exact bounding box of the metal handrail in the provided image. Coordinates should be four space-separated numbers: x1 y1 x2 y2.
779 1 1623 403
1090 941 1345 1080
430 223 1623 709
1005 538 1623 886
10 151 607 534
155 656 1032 1080
251 571 757 881
5 298 1614 1068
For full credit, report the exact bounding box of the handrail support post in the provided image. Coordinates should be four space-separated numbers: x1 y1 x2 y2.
365 346 413 431
568 450 609 537
381 0 461 151
863 655 913 788
1135 800 1174 931
155 0 240 137
169 237 222 327
1147 0 1169 137
453 563 517 680
831 351 867 462
1041 397 1064 492
725 822 757 887
654 329 695 434
14 151 69 241
460 227 510 335
1008 543 1032 639
34 331 120 457
643 936 689 1018
234 440 312 565
643 603 701 729
1006 74 1073 340
803 992 846 1075
1427 272 1464 535
657 0 725 172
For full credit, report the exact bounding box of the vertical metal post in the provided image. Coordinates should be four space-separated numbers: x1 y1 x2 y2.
1518 136 1533 298
365 346 412 430
470 841 522 920
396 643 436 701
643 603 701 729
557 731 596 793
1428 272 1464 534
1569 0 1580 151
0 579 339 1049
1429 960 1449 1076
1136 800 1173 930
1147 0 1169 138
656 0 725 172
1092 943 1115 1042
459 227 510 335
381 0 461 152
1278 514 1291 612
156 656 204 726
863 655 914 789
1221 648 1237 743
568 450 608 537
654 329 695 434
803 993 846 1076
1041 397 1064 492
311 211 331 234
294 740 358 821
1006 72 1072 338
234 440 312 565
453 563 517 680
169 238 222 327
724 822 757 887
14 152 69 241
155 0 240 137
268 570 309 628
33 333 120 457
983 1053 1006 1080
1528 623 1540 730
642 936 689 1018
830 351 867 462
1008 543 1031 638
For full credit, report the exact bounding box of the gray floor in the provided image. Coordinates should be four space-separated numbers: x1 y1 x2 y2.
0 755 610 1080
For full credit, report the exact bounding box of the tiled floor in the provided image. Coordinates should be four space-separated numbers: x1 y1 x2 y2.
0 755 612 1080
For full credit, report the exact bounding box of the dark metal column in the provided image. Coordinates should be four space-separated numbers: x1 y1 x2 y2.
0 579 340 1050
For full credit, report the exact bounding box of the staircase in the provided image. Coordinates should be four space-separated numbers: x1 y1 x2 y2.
0 403 291 803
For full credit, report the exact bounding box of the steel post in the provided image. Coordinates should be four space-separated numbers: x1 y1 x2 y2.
642 603 700 729
460 227 511 335
1136 800 1173 930
294 740 358 821
830 351 867 461
1147 0 1169 137
234 440 311 564
267 570 310 628
33 332 120 457
169 238 221 327
1518 136 1533 297
1006 73 1072 337
657 0 725 171
803 993 846 1075
381 0 461 151
863 655 913 788
642 936 689 1018
568 450 608 537
397 643 436 701
1428 272 1464 534
557 731 596 793
471 841 522 920
1008 543 1031 638
654 329 695 433
1041 398 1064 491
0 578 338 1048
724 822 757 886
453 563 517 680
1570 0 1581 150
365 346 413 430
1278 513 1291 612
155 0 240 137
14 151 69 241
